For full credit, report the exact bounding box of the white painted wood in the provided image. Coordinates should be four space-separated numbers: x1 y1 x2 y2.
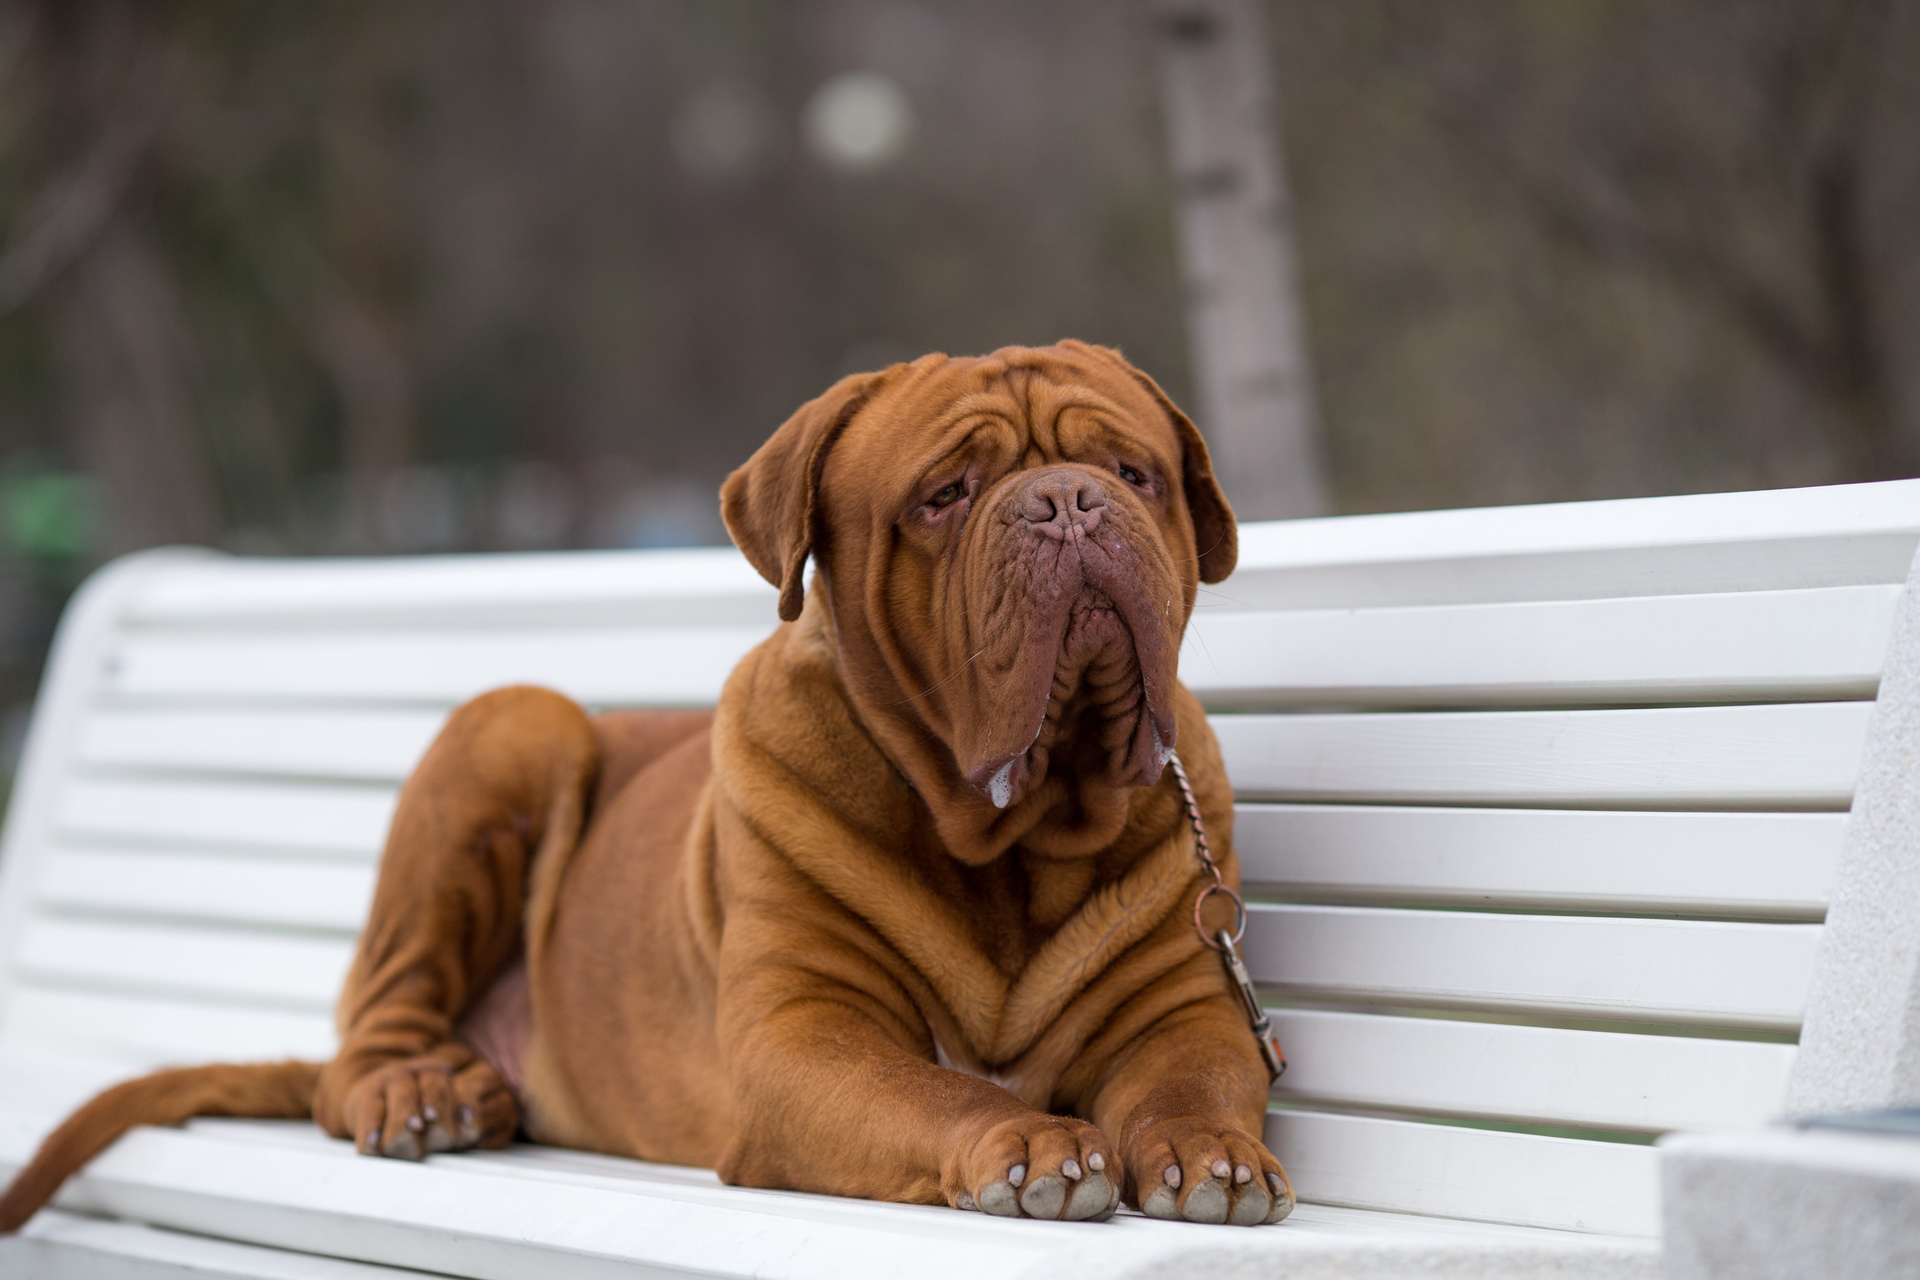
1270 1010 1796 1133
75 708 448 784
0 551 211 1044
68 700 1872 827
34 846 373 932
55 778 396 858
1183 585 1899 710
1223 478 1920 610
9 1210 427 1279
1215 701 1873 809
1244 905 1820 1029
2 481 1910 1271
1266 1109 1661 1236
103 625 771 707
106 584 1902 713
1235 805 1844 918
0 1113 1661 1279
15 919 351 1010
0 986 336 1066
123 545 779 628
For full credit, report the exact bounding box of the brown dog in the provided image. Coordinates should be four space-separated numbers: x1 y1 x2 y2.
0 340 1291 1232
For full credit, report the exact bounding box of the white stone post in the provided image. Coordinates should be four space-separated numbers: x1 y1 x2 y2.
1788 542 1920 1114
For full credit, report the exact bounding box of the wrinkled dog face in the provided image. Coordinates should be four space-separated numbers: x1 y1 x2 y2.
723 341 1236 835
867 370 1194 811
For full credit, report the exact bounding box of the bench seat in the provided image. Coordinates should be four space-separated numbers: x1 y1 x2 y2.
0 1083 1658 1280
3 478 1918 1278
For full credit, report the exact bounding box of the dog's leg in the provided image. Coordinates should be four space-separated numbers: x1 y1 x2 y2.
1090 1002 1295 1225
715 982 1121 1221
312 686 600 1160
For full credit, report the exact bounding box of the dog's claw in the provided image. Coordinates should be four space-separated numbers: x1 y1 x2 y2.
1265 1174 1296 1224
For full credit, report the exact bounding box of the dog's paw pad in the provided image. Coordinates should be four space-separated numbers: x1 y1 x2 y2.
1182 1177 1229 1224
1227 1181 1270 1225
1019 1173 1067 1219
1064 1170 1117 1221
978 1179 1020 1216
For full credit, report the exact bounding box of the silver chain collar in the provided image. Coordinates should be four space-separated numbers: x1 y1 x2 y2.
1166 750 1287 1081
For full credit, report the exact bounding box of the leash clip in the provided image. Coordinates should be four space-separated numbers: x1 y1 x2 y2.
1166 750 1287 1082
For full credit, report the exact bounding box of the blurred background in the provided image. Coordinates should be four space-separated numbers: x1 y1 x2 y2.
0 0 1914 789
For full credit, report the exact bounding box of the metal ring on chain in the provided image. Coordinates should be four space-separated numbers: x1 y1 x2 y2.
1192 881 1248 951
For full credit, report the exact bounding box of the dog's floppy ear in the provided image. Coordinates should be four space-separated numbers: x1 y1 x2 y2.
1065 342 1237 584
721 370 876 621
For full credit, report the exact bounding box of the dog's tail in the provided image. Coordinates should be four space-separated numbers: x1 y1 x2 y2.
0 1059 321 1233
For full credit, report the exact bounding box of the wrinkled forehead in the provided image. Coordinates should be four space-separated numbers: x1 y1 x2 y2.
829 348 1176 486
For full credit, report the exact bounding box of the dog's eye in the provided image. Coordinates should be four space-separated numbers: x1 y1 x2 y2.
1118 465 1144 486
929 483 963 509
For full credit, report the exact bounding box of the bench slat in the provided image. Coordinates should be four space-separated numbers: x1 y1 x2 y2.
9 1211 428 1280
76 709 448 785
17 919 351 1010
1215 701 1872 809
1245 905 1818 1029
0 1113 1660 1280
1226 479 1920 610
1183 585 1897 710
122 546 780 628
0 986 336 1066
1236 805 1842 918
1265 1108 1660 1235
105 626 771 707
56 778 397 858
105 583 1902 713
34 847 373 933
1270 1009 1794 1133
71 700 1874 809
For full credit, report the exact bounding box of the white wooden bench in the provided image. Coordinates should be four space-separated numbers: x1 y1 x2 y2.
2 477 1916 1279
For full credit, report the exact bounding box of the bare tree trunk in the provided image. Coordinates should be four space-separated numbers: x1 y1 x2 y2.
1154 0 1328 520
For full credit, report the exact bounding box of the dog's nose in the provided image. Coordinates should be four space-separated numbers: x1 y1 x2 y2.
1016 470 1107 534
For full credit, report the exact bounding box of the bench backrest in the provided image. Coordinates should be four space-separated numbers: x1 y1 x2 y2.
1 478 1915 1239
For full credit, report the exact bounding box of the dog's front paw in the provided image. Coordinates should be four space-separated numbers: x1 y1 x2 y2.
344 1044 519 1161
949 1114 1119 1221
1123 1118 1293 1225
